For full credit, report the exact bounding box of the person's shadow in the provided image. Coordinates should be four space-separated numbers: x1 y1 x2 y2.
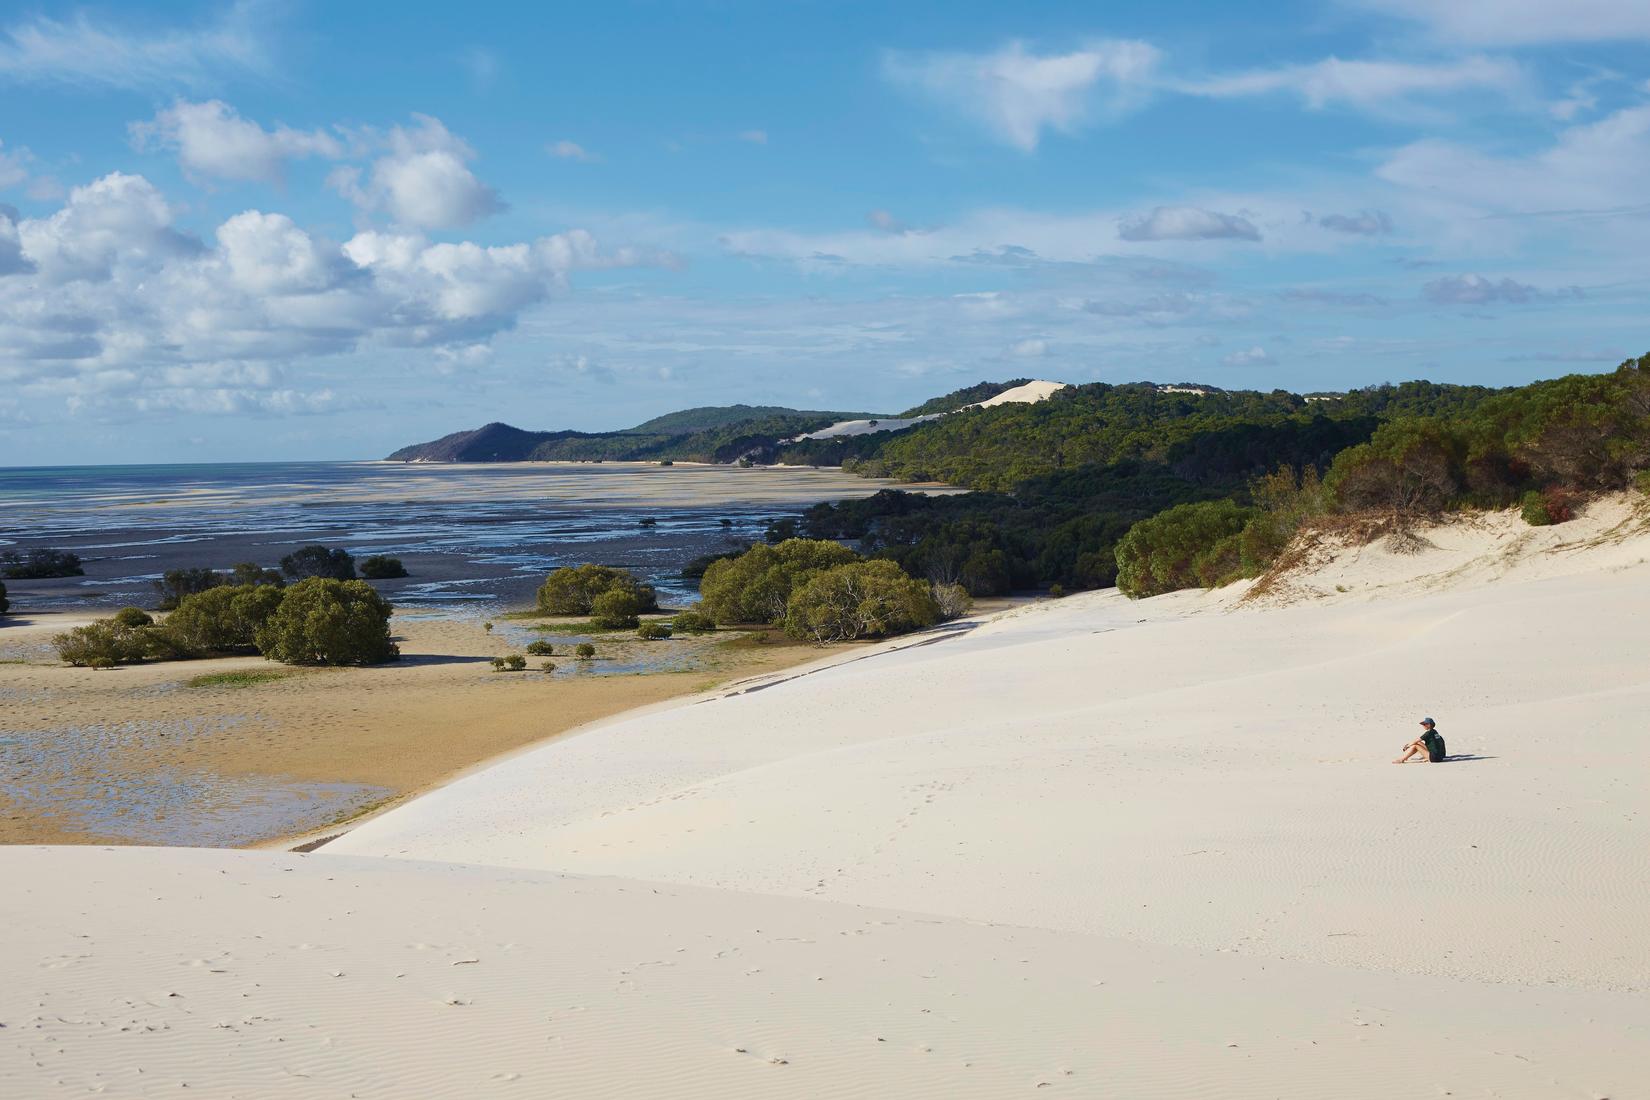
1443 754 1497 762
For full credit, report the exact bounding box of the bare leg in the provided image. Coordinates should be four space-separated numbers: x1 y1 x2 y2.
1392 742 1423 763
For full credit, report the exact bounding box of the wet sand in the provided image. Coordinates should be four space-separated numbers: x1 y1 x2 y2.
0 609 843 848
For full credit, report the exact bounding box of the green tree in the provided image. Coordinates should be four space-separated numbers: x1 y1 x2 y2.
536 564 658 615
590 588 643 629
698 538 859 625
1115 500 1257 598
164 584 286 654
280 545 358 581
254 578 398 666
53 618 177 667
154 568 226 610
782 560 940 643
0 580 8 616
228 562 285 587
359 555 409 579
670 609 716 634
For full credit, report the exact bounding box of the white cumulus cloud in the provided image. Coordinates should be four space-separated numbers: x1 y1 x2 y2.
131 100 343 184
330 115 503 230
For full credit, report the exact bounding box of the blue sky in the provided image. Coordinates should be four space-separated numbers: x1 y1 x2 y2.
2 0 1649 463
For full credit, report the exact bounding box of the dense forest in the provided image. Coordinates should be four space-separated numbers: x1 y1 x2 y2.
780 358 1650 598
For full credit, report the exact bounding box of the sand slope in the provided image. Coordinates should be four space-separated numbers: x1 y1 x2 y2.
5 496 1650 1097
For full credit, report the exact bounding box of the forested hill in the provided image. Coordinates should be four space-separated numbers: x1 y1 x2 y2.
387 405 881 463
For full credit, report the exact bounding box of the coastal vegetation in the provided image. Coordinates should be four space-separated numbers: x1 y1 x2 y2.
2 549 83 579
781 559 939 643
154 562 284 609
536 564 659 616
53 577 397 668
670 609 716 634
281 544 358 581
0 580 8 616
359 555 410 579
636 622 672 640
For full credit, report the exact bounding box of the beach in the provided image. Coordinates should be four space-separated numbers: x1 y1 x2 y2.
3 495 1647 1096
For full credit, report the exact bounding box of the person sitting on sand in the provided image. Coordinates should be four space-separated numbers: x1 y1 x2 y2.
1394 718 1446 764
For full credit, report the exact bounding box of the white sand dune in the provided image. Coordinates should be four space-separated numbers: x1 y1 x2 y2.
5 495 1649 1097
791 379 1068 440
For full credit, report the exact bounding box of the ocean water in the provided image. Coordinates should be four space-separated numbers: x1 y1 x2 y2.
0 460 917 612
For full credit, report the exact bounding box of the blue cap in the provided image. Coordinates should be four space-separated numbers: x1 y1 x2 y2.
1421 717 1435 725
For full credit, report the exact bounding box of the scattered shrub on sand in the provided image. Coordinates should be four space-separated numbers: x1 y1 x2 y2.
3 548 84 579
699 539 859 626
228 562 284 588
1115 499 1257 598
154 567 225 610
111 606 154 628
0 580 8 616
670 609 716 634
590 588 643 630
164 584 286 654
505 653 527 671
1521 486 1577 527
525 640 555 656
53 618 175 667
932 582 973 621
490 656 507 671
541 660 557 673
1048 583 1065 599
359 555 409 579
636 621 672 640
254 578 397 666
185 670 287 689
575 643 596 659
280 544 357 581
536 564 658 616
782 559 939 644
1239 465 1331 575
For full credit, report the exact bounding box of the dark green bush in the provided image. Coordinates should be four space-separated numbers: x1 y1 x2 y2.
670 609 716 634
590 588 643 629
490 656 507 671
536 564 658 615
154 567 226 610
359 555 409 579
574 642 596 659
636 622 672 640
699 538 859 625
541 660 557 672
254 578 397 666
782 559 940 643
3 548 84 579
280 545 357 581
1520 487 1576 527
0 580 8 616
505 653 527 671
1115 500 1258 598
164 584 286 654
1048 583 1065 599
525 639 555 656
111 607 154 628
1637 470 1650 495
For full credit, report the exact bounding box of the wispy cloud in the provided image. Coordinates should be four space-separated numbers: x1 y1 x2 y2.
1347 0 1650 46
1119 206 1261 242
0 2 274 91
549 140 601 163
882 39 1161 151
1177 56 1525 114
